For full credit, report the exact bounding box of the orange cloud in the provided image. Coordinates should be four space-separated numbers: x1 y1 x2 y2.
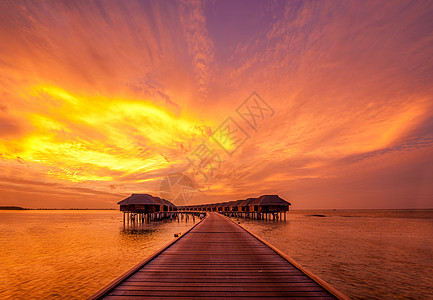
1 0 432 208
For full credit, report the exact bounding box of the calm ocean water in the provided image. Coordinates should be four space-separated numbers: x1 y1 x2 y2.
0 210 197 299
238 210 433 299
0 210 432 299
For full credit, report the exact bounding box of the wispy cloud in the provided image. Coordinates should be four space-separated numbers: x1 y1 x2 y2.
0 0 432 208
179 0 215 100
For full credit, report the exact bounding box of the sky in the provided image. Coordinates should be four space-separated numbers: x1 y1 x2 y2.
0 0 432 209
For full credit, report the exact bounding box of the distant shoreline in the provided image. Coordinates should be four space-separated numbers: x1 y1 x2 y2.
0 206 116 211
0 206 26 210
1 206 431 211
290 208 433 211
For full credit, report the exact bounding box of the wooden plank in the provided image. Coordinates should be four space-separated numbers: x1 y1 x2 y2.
119 282 319 287
108 290 333 297
86 216 206 300
227 215 351 300
89 212 347 299
104 296 337 300
124 279 316 284
113 285 326 292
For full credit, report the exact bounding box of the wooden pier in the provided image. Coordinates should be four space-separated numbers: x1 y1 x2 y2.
90 213 347 299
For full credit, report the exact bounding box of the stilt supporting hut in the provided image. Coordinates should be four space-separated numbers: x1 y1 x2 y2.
191 195 291 220
248 195 290 220
118 194 177 223
117 193 290 222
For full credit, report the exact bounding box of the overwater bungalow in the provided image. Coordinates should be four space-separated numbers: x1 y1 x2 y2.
118 194 177 222
210 203 218 212
249 195 290 213
222 202 231 212
118 193 290 222
118 194 159 213
227 200 243 212
156 197 177 211
152 196 167 211
218 196 290 220
240 198 257 212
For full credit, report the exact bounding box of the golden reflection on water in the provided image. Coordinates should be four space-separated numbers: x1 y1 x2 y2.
0 210 196 299
239 210 433 300
2 210 432 299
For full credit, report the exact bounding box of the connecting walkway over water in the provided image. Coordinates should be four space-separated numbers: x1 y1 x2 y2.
91 213 346 299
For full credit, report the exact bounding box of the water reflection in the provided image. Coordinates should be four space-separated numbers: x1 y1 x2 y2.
0 210 199 299
120 217 197 236
240 210 433 299
120 227 156 236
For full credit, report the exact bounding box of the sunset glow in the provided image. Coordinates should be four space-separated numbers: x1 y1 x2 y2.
1 0 432 208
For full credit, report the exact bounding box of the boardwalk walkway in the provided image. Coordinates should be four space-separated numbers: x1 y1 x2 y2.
93 213 342 299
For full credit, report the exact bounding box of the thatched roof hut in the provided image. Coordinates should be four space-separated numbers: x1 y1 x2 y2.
209 203 219 211
152 196 167 211
221 202 231 211
155 197 177 211
240 198 257 212
118 194 155 205
216 202 224 210
227 200 243 211
200 204 206 211
118 193 290 215
118 194 176 213
249 195 291 212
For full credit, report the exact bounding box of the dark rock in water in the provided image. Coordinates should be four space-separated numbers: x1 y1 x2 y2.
307 214 327 217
